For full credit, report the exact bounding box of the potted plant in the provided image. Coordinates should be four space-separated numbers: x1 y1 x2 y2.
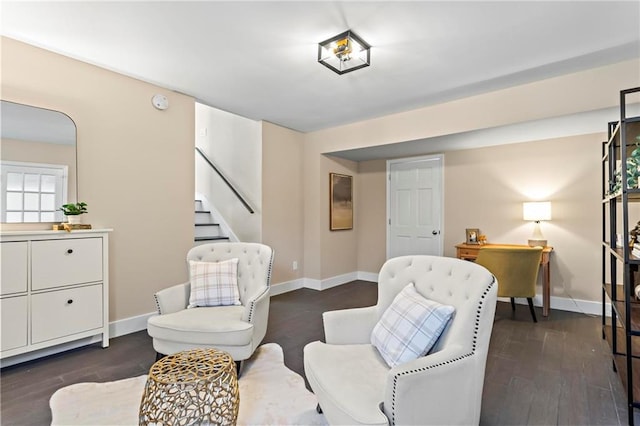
59 202 88 224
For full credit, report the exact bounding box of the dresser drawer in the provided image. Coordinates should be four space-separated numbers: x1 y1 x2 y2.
0 230 110 364
31 284 103 344
1 242 28 295
457 248 479 259
31 238 103 290
0 296 28 352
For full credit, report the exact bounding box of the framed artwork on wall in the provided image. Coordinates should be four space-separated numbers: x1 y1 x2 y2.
330 172 353 231
466 228 480 244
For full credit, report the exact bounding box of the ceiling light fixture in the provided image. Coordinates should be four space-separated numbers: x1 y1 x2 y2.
318 30 371 75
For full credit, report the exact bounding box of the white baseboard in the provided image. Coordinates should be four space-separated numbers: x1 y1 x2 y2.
0 313 156 368
269 279 304 296
110 312 155 337
287 271 606 317
104 271 377 345
357 271 378 283
2 275 609 368
302 278 322 290
549 295 607 316
314 272 358 291
501 294 609 317
299 271 378 291
0 272 378 367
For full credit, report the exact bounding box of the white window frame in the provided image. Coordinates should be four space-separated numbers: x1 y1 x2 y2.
1 160 68 223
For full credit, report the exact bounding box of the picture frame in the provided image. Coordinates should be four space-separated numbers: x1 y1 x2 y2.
330 172 353 231
466 228 480 245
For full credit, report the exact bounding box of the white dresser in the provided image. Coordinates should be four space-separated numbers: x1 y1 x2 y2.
0 229 110 364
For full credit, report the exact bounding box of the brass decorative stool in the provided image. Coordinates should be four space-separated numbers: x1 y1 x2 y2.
139 348 239 425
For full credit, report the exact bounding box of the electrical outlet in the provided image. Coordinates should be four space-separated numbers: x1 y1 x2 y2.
292 261 298 271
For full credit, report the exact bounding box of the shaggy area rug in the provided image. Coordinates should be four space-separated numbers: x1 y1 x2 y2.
50 343 327 425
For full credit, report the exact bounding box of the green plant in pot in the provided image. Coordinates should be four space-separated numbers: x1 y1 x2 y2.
59 202 88 224
608 138 640 196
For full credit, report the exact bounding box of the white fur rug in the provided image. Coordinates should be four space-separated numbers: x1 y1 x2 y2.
49 343 327 425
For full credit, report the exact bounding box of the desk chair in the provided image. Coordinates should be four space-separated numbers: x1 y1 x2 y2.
475 246 543 322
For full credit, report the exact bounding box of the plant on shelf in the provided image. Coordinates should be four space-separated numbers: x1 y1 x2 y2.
59 202 88 216
59 202 88 225
608 138 640 196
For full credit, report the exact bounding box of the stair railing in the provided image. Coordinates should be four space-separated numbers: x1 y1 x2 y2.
195 147 255 214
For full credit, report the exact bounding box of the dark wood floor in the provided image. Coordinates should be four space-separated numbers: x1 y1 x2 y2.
1 280 637 425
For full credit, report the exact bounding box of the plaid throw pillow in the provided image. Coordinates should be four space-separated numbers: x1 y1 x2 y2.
187 258 240 308
371 283 455 368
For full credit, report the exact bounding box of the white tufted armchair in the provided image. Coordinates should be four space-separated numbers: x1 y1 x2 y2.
304 255 497 425
147 242 274 364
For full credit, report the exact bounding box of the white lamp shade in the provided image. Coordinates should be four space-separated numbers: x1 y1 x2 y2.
523 201 552 221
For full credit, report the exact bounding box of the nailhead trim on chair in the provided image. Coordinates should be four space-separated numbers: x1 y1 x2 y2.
247 287 268 322
247 248 274 323
153 293 162 315
389 276 496 426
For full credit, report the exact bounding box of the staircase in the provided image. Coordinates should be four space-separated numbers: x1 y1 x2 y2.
194 199 229 245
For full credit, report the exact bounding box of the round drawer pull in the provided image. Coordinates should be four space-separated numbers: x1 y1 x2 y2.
67 249 73 254
67 299 74 304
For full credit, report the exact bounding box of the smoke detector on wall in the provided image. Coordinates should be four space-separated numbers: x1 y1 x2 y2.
151 94 169 110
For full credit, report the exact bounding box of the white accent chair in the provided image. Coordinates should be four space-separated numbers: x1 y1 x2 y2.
147 242 274 364
304 255 497 425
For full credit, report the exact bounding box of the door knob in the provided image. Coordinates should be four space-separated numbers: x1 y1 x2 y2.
432 230 439 235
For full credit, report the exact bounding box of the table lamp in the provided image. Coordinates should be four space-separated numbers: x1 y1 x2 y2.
523 201 551 247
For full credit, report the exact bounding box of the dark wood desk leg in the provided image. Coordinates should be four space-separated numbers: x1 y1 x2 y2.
542 263 550 317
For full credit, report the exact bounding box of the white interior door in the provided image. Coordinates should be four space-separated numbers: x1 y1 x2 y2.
387 155 443 258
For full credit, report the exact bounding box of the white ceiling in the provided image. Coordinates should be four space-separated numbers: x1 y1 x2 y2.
2 1 639 136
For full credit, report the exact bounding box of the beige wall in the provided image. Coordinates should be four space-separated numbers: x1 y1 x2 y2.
308 132 604 303
320 155 359 278
1 37 195 321
261 122 304 285
356 159 387 274
301 58 639 299
443 134 603 301
3 34 638 327
304 59 639 152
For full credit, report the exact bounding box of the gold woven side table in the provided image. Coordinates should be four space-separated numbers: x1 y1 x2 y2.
139 348 239 425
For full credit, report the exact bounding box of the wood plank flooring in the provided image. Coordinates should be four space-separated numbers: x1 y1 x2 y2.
1 280 637 425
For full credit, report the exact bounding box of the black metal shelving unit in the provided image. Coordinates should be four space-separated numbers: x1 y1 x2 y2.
602 87 640 425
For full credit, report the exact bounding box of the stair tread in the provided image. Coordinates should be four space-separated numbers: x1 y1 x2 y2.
194 201 225 242
194 236 229 241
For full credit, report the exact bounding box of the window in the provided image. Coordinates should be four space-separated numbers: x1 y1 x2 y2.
1 161 67 223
